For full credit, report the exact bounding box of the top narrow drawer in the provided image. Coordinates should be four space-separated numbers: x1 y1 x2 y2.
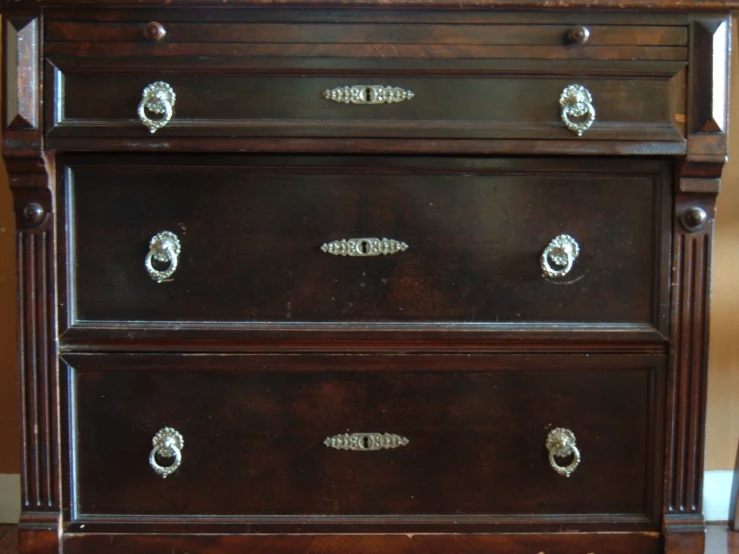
44 9 688 61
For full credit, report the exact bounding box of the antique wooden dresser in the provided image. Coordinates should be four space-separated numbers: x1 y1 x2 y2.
1 0 734 552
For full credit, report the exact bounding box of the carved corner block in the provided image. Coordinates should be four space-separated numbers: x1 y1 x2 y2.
8 157 53 232
18 512 61 554
4 15 38 130
664 513 705 554
687 16 731 162
3 11 42 157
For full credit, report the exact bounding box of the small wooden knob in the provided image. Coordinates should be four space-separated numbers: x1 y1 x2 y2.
143 21 166 42
681 207 709 232
22 203 45 225
567 25 590 45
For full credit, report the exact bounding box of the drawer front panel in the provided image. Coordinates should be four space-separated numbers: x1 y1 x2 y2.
46 15 687 48
66 354 664 521
49 67 686 141
44 9 688 62
63 156 670 329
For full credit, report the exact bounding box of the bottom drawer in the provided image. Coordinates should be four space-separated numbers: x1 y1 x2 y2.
64 354 664 524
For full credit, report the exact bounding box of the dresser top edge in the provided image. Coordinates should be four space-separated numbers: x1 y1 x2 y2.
0 0 736 10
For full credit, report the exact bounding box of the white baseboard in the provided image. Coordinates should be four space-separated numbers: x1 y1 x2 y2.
0 470 732 524
0 474 20 524
704 469 734 522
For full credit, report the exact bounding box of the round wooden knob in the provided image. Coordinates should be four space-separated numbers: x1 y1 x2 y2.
22 203 45 225
143 21 167 42
681 207 709 232
567 25 590 45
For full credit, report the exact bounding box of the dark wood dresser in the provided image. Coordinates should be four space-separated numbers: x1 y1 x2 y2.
2 1 734 552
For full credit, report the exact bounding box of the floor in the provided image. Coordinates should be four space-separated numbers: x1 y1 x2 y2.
708 525 739 553
0 526 15 554
0 524 737 552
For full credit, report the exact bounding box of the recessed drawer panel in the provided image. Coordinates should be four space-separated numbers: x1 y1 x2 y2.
66 353 664 523
61 155 670 330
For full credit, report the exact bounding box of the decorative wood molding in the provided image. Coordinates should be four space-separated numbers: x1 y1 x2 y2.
3 8 60 551
4 15 38 130
667 205 711 510
6 155 60 554
664 162 722 554
3 10 42 157
687 15 731 162
0 0 738 8
18 512 61 554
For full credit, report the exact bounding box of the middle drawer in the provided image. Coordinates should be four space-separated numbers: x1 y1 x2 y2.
61 155 670 331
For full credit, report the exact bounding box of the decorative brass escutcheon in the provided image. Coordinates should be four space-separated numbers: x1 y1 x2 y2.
323 85 414 105
321 237 408 257
324 432 409 451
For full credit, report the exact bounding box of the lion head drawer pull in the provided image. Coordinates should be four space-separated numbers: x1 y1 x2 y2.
546 428 581 478
540 234 580 278
138 81 176 133
560 84 596 136
323 85 414 105
324 432 409 451
149 427 184 478
321 237 409 257
145 231 181 283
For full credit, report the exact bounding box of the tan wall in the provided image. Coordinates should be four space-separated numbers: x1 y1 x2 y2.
0 26 739 476
705 19 739 471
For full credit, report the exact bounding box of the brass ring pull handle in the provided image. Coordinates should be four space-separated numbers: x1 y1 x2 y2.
324 432 410 451
145 231 181 283
323 85 414 105
138 81 176 133
321 237 409 257
546 428 581 478
560 84 596 136
540 234 580 278
149 427 184 478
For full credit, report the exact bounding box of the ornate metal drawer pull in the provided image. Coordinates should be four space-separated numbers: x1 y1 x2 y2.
323 85 414 105
540 234 580 278
138 81 176 133
321 237 408 257
149 427 184 478
560 84 596 137
546 428 581 478
324 432 409 451
145 231 181 283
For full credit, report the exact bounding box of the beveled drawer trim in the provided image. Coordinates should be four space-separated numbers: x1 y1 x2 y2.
45 41 689 61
